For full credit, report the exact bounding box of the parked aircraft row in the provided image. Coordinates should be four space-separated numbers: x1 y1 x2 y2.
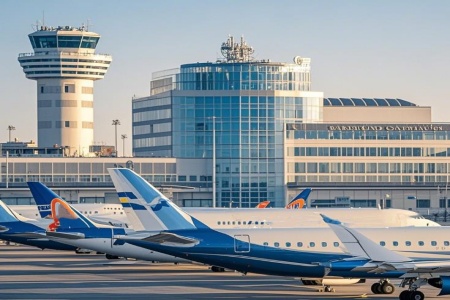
0 168 446 300
10 186 436 230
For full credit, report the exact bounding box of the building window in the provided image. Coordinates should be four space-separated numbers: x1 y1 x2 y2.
416 199 430 208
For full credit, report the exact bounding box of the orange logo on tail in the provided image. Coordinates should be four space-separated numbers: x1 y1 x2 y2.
286 198 305 209
47 198 78 231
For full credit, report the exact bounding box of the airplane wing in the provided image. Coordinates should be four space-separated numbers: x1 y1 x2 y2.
320 214 450 274
46 231 85 240
119 232 198 246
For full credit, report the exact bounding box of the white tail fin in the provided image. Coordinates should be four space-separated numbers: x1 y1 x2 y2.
108 168 203 231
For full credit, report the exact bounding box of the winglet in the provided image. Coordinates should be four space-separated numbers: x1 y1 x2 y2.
320 214 341 225
320 214 410 263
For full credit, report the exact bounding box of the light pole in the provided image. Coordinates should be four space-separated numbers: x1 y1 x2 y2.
211 117 216 208
383 193 390 209
112 119 120 157
7 125 15 142
121 134 127 157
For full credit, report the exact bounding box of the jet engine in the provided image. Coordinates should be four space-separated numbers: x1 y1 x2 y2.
301 278 365 286
428 276 450 295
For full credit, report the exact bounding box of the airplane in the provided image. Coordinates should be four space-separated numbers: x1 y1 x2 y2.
107 168 450 300
0 200 78 251
11 192 437 230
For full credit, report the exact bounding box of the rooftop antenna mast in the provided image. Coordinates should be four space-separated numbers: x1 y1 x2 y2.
220 35 254 62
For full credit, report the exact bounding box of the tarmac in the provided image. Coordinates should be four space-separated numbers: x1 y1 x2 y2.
0 244 443 300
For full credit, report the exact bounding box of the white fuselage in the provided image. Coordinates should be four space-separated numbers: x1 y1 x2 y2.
10 204 439 229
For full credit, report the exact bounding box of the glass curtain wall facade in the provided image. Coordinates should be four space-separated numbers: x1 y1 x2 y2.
134 60 323 207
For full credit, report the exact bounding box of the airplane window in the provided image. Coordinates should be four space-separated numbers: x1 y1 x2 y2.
445 241 450 246
255 221 259 225
238 221 241 225
217 221 220 225
393 241 398 246
263 242 268 246
380 241 386 246
333 242 339 247
418 241 424 246
322 242 327 247
261 221 264 225
309 242 315 247
227 221 230 225
95 211 98 214
286 242 291 247
431 241 437 246
120 212 123 214
248 221 252 225
274 242 279 247
405 241 411 246
232 221 235 225
297 242 303 247
243 221 246 225
114 212 116 214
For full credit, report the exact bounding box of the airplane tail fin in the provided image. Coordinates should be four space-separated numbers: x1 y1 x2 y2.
108 168 207 231
47 197 98 232
320 214 410 263
27 182 60 219
285 188 311 209
0 200 21 223
255 200 270 208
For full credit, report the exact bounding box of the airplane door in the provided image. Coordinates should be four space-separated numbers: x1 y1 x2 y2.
234 234 250 253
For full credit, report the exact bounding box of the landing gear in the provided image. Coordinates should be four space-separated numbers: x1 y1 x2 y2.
211 266 225 272
399 290 424 300
317 285 335 292
371 279 395 294
399 277 427 300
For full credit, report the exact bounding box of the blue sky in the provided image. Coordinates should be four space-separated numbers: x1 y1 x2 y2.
1 0 449 151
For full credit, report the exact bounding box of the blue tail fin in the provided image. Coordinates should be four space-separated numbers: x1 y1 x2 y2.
108 168 207 231
0 200 20 223
285 188 311 209
27 182 60 218
27 182 97 230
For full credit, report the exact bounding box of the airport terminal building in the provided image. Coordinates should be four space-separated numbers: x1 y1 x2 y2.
3 33 450 212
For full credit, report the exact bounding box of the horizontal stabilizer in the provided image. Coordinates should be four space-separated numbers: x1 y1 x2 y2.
9 232 47 239
119 231 198 246
46 231 85 240
142 232 198 245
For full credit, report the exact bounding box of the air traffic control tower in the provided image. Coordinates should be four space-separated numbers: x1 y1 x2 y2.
18 25 112 156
